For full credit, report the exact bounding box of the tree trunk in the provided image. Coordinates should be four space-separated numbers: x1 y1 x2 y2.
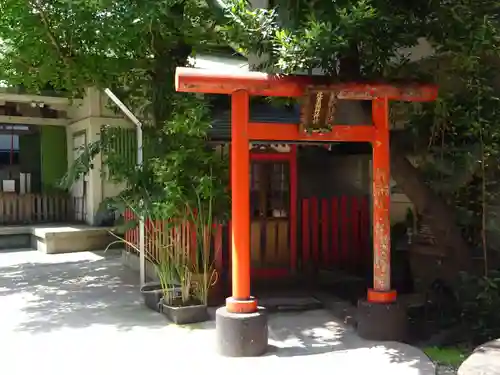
338 100 471 276
390 141 471 274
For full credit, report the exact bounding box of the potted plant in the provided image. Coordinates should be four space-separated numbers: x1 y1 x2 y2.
187 190 223 307
159 186 224 323
140 281 166 312
107 228 170 313
138 231 179 313
106 207 177 314
158 223 210 324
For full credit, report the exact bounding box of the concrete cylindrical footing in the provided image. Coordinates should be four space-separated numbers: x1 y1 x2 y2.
216 306 268 357
357 299 407 341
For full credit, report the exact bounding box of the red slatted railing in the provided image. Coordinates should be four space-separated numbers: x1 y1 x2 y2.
123 209 224 270
301 196 370 272
125 195 370 277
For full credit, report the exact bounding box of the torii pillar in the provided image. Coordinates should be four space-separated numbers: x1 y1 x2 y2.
175 66 438 355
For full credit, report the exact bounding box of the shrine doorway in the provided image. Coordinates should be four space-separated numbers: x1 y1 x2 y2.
249 144 296 278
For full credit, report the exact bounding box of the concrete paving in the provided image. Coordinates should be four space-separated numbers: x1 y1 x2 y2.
0 249 436 375
458 339 500 375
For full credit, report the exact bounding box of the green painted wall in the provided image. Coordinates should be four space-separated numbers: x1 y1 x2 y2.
19 132 42 192
40 126 67 192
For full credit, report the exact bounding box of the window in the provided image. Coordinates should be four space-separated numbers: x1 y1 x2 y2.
250 160 289 218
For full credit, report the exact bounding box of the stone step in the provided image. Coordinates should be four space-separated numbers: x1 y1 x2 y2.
0 224 115 254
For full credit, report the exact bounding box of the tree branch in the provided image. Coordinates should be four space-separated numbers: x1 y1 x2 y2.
29 0 71 68
338 42 361 81
13 56 37 71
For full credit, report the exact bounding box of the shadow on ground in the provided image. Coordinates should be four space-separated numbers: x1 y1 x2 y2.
0 249 167 333
198 304 431 371
266 310 432 372
0 249 434 373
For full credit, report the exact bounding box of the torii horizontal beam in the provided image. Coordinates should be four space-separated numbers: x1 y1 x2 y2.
248 123 374 142
175 67 438 102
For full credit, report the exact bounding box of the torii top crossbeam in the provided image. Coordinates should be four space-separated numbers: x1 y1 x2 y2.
174 66 438 316
175 67 438 101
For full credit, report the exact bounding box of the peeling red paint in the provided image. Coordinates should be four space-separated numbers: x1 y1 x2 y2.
173 67 439 307
372 98 392 293
175 67 439 101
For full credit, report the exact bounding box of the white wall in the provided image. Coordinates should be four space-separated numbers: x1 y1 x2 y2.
189 54 249 72
67 88 132 224
68 87 124 122
66 118 91 223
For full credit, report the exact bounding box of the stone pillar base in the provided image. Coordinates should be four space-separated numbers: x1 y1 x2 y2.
357 299 407 341
215 306 268 357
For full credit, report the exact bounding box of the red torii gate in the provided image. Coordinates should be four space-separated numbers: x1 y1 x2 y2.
175 67 438 356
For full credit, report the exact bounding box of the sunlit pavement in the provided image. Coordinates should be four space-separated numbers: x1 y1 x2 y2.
0 249 435 375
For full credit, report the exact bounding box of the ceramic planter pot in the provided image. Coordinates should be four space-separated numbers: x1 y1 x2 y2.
160 297 209 325
140 282 181 313
140 282 163 312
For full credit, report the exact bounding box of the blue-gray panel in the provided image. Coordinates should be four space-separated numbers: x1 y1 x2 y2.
209 103 300 140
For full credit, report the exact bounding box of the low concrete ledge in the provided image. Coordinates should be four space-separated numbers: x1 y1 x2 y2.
33 226 115 254
0 226 32 236
0 224 115 254
458 339 500 375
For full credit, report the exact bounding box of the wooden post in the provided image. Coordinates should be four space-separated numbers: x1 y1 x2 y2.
290 145 298 273
368 97 396 303
226 90 257 313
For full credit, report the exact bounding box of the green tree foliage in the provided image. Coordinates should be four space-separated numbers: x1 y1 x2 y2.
214 0 500 269
0 0 229 220
214 0 426 77
214 0 500 340
0 0 217 101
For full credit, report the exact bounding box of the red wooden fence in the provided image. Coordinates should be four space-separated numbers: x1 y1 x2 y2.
301 196 370 272
124 195 371 277
123 210 224 270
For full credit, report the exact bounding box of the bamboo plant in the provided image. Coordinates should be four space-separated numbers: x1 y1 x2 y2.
106 176 222 307
184 186 221 306
154 189 220 306
155 238 191 306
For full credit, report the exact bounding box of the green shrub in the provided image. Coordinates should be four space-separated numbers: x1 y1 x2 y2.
456 271 500 344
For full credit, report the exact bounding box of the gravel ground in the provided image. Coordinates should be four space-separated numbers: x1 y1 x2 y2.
436 363 457 374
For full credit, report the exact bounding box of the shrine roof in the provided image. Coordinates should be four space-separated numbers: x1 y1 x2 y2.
209 99 373 141
210 103 299 140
